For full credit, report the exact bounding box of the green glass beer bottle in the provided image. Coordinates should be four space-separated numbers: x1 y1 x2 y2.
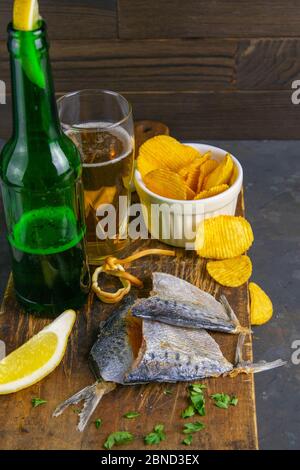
0 20 90 316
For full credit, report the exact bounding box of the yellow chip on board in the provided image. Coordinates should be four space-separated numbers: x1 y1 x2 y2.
144 169 195 200
207 255 252 287
229 163 238 186
137 135 199 178
203 154 234 190
196 215 254 259
194 184 229 200
249 282 273 325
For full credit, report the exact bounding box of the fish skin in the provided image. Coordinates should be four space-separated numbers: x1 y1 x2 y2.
131 272 243 334
131 296 237 334
89 295 137 384
125 320 233 383
151 272 225 315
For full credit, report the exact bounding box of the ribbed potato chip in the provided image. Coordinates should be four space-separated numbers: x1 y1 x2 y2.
207 255 252 287
186 167 201 193
196 215 254 259
196 172 205 193
229 163 238 185
137 135 199 178
144 169 195 200
194 184 229 200
249 282 273 325
196 159 219 193
203 154 234 190
179 152 211 181
200 159 219 177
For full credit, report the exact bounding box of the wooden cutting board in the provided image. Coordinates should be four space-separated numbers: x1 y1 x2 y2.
0 190 258 450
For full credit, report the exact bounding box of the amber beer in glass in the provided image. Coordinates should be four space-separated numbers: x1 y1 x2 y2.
58 90 135 264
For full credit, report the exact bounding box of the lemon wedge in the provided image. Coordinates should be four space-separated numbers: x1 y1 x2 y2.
13 0 41 31
0 310 76 395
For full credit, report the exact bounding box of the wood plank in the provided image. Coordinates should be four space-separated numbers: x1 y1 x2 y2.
118 0 300 39
124 91 299 140
1 90 299 141
0 194 258 450
0 0 117 40
0 38 237 92
237 38 300 90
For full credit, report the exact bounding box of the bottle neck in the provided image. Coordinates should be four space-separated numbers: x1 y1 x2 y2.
8 22 61 141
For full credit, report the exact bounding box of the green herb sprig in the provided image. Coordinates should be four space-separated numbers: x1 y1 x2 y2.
211 393 238 409
104 431 134 449
144 424 166 445
31 398 47 408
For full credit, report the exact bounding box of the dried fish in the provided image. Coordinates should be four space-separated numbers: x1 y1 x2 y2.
53 277 285 431
132 272 247 334
125 321 233 383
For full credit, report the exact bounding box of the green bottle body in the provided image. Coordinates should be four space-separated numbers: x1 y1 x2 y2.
0 22 90 316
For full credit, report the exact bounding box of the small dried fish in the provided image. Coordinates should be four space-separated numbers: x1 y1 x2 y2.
132 272 247 334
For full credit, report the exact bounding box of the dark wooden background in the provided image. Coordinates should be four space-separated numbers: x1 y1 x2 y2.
1 0 300 140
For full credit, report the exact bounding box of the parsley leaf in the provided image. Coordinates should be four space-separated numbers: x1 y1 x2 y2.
103 431 134 449
181 405 195 419
164 389 173 396
183 422 205 434
182 434 193 446
189 385 206 416
144 424 166 445
31 398 47 408
230 396 238 407
95 418 102 429
211 393 238 409
123 411 140 419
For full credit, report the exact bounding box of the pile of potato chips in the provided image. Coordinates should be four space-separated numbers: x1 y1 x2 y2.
137 135 237 200
195 215 273 325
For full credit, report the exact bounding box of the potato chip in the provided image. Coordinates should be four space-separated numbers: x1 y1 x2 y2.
137 135 199 178
196 172 205 193
249 282 273 325
203 154 234 190
179 151 211 180
186 167 201 193
196 215 254 259
194 184 229 200
144 168 195 200
196 159 219 193
207 255 252 287
200 159 219 176
229 163 238 185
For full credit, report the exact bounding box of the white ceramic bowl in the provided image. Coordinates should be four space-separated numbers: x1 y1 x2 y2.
134 143 243 248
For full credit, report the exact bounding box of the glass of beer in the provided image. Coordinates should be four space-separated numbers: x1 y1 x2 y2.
58 90 134 264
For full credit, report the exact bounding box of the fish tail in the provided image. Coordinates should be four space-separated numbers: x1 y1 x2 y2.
219 295 251 335
227 333 286 377
53 381 116 432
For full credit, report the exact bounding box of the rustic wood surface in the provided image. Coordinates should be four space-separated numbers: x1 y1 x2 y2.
1 90 299 142
0 0 117 40
118 0 300 39
1 0 300 139
0 192 258 450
